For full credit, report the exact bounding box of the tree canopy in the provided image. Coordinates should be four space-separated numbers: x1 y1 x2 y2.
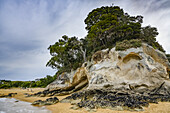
84 6 164 53
47 5 165 75
46 35 86 74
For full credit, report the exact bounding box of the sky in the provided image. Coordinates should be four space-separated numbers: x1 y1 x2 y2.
0 0 170 81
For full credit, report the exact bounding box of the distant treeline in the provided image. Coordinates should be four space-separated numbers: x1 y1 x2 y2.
0 75 56 89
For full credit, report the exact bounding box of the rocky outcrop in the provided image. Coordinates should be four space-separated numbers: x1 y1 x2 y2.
32 67 89 97
31 43 170 111
87 43 169 90
46 72 75 90
61 82 170 111
32 97 59 105
43 43 170 94
0 93 17 98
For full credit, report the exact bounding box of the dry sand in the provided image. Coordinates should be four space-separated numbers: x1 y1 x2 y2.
0 88 170 113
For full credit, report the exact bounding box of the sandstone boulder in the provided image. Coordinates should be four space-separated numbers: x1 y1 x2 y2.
45 43 170 92
33 43 170 111
87 43 170 90
46 71 75 90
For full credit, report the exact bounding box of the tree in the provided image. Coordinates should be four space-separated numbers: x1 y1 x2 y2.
141 25 165 52
46 35 86 74
84 6 144 53
47 5 165 75
84 5 164 53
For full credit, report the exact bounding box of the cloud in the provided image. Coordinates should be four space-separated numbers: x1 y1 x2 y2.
0 0 62 80
0 0 170 80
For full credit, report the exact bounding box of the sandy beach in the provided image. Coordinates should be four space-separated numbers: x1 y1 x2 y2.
0 88 170 113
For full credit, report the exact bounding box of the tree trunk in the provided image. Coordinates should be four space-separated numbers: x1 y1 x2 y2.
80 46 87 62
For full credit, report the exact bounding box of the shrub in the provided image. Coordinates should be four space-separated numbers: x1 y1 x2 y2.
166 54 170 62
116 39 142 51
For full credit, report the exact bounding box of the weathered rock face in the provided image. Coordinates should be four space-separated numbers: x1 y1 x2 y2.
33 43 170 111
87 43 170 90
46 72 75 90
34 67 89 97
47 43 169 91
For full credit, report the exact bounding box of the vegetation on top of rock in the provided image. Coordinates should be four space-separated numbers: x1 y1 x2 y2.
47 5 166 76
115 39 142 51
84 6 164 53
166 54 170 62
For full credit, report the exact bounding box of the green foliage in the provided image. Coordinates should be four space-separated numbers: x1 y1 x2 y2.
166 54 170 57
141 26 165 52
46 35 86 74
21 81 30 88
84 5 165 54
166 54 170 62
47 5 166 76
1 5 165 89
0 75 56 89
84 6 144 55
11 81 24 87
116 39 142 51
35 75 55 88
0 84 11 89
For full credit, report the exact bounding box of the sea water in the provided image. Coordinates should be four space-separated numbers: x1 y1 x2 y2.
0 98 51 113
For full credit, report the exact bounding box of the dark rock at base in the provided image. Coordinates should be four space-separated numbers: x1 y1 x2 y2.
32 100 44 105
24 93 32 97
0 94 5 98
0 93 17 98
45 97 59 105
8 93 17 97
60 87 170 111
32 97 59 105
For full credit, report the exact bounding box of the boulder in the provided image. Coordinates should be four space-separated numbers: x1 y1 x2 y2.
46 72 75 90
0 93 17 98
40 66 89 96
32 97 59 105
44 43 170 93
32 43 170 111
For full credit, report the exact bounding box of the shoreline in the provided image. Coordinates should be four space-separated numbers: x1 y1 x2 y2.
1 88 170 113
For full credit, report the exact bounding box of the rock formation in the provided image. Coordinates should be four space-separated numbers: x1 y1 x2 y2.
32 97 59 105
47 43 170 91
0 93 17 98
32 43 170 111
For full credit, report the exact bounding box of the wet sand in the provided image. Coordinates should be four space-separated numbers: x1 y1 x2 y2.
0 88 170 113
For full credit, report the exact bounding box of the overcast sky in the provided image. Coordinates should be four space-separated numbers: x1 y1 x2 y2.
0 0 170 81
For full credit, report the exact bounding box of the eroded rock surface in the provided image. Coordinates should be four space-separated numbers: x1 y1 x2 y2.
31 43 170 111
88 43 169 90
46 44 170 92
46 72 75 90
